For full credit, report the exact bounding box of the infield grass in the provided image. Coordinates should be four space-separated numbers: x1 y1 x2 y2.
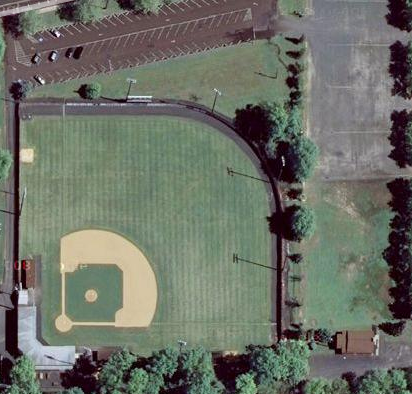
31 37 301 117
65 265 123 322
19 115 273 352
289 181 391 330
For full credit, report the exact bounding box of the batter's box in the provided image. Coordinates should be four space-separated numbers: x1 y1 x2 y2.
55 229 158 333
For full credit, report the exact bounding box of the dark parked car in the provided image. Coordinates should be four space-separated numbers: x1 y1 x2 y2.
73 46 84 59
65 47 74 58
49 50 59 62
31 53 41 64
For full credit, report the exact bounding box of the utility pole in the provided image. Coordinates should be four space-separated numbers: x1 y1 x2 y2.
211 88 222 113
126 78 137 101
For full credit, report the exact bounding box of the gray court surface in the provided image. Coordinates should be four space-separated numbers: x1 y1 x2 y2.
280 0 412 180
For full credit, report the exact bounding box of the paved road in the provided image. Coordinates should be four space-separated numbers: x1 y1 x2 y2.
311 339 412 378
6 0 274 85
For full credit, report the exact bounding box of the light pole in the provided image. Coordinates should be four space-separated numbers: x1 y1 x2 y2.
278 155 285 180
126 78 136 101
212 88 222 113
177 339 187 354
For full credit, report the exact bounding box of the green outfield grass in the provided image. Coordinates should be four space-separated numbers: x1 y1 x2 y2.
66 265 123 322
289 181 391 330
31 38 300 117
19 115 273 352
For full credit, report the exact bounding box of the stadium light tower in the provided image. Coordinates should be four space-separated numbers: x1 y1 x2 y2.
212 88 222 113
126 78 137 101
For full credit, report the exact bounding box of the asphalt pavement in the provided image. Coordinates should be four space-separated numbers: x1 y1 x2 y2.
6 0 274 85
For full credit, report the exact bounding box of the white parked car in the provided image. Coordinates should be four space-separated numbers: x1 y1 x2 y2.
50 29 61 38
34 75 45 85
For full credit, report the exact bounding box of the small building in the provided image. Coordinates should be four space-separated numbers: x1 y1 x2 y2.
335 329 379 356
21 259 35 290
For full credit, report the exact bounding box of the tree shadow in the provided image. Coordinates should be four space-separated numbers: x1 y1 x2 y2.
389 41 411 99
386 0 412 31
388 109 411 167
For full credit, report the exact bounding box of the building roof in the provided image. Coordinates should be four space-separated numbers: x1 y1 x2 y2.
336 330 376 355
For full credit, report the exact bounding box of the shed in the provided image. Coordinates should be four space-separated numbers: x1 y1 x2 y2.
335 329 379 355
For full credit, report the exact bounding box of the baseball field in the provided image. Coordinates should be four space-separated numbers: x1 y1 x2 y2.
19 114 274 352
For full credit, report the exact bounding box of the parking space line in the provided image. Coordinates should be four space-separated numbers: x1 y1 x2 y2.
165 4 177 13
113 15 125 24
79 23 92 32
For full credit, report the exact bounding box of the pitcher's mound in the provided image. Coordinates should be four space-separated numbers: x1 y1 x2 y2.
85 289 98 303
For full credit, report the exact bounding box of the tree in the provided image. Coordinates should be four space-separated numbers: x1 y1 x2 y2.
98 349 136 393
389 110 412 167
273 340 310 385
144 373 164 394
3 11 39 36
248 346 279 389
387 0 412 32
235 373 257 394
283 136 319 182
0 149 12 183
79 83 101 100
10 80 32 100
304 378 331 394
379 321 406 336
126 369 149 394
180 347 222 393
59 0 102 23
387 178 412 215
314 328 333 344
283 204 316 242
132 0 164 13
358 369 410 394
19 11 39 35
147 346 179 378
8 355 41 394
304 378 350 394
235 104 273 145
62 388 84 394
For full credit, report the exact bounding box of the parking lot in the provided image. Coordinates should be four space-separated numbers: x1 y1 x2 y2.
7 0 272 84
279 0 412 180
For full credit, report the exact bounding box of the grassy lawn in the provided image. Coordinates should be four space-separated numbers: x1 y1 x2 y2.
278 0 308 16
66 265 123 322
34 0 123 32
289 181 392 331
31 37 303 117
19 115 273 353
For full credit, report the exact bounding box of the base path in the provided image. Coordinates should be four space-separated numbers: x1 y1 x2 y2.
56 229 158 332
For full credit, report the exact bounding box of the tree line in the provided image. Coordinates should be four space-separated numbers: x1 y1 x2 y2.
384 178 412 319
9 346 412 394
3 0 179 37
234 99 318 242
5 341 311 394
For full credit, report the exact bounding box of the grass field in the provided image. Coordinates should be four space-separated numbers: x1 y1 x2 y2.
289 181 391 330
19 115 273 352
31 37 301 117
65 265 123 322
278 0 308 16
